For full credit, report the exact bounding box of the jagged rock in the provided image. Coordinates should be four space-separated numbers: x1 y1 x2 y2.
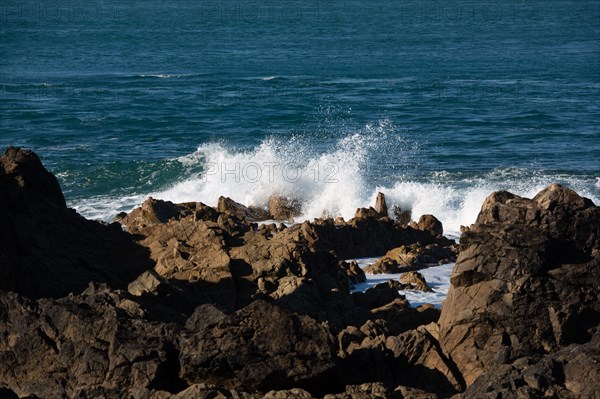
286 216 452 260
323 382 390 399
0 285 185 399
352 281 404 310
416 215 444 237
0 146 66 210
364 243 456 274
393 385 440 399
398 271 432 292
374 192 388 217
0 147 153 299
438 184 600 390
341 260 367 285
354 207 381 219
119 197 189 230
135 217 237 312
268 195 301 221
385 324 463 393
179 300 339 395
217 196 270 222
393 206 412 226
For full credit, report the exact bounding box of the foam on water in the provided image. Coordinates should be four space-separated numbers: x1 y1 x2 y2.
71 129 600 233
351 260 455 308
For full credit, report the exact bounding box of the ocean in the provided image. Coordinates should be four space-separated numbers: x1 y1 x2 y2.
1 0 599 234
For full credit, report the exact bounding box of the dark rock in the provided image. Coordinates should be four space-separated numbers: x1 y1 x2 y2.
323 382 390 399
393 206 412 226
0 146 66 210
0 285 185 399
179 300 339 395
0 148 153 299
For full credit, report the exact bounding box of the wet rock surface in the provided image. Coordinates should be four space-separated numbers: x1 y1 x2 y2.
1 147 598 398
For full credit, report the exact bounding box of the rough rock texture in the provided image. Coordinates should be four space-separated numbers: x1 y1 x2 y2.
179 300 339 395
398 271 432 292
364 243 457 274
439 184 600 395
217 196 270 222
268 195 301 221
0 147 153 299
416 215 444 237
393 206 412 226
0 284 185 399
374 192 388 217
3 147 598 399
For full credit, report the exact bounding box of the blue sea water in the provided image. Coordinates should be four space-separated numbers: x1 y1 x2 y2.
1 0 599 232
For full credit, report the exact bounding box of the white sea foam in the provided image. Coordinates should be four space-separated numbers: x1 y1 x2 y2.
351 260 455 308
71 129 600 232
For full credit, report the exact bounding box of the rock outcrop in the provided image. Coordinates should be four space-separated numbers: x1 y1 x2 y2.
2 147 599 398
0 147 153 299
438 184 600 396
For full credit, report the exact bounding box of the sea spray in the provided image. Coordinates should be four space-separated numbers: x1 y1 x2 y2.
70 131 600 235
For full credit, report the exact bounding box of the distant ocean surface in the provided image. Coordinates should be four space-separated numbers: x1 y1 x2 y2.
1 0 599 234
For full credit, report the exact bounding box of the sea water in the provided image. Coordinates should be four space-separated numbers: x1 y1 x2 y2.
1 0 599 235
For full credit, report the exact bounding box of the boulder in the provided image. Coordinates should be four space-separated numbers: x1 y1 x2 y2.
416 215 443 237
217 196 270 222
393 206 412 226
118 197 188 230
0 146 66 210
398 271 432 292
354 207 381 219
438 184 600 390
268 195 301 221
364 243 456 274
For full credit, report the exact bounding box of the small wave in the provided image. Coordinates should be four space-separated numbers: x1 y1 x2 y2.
139 74 183 79
260 76 279 81
71 129 600 232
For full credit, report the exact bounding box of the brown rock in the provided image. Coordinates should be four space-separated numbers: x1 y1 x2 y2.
364 243 456 274
374 192 388 217
416 215 444 237
0 285 185 399
354 207 380 219
268 195 301 221
217 196 270 222
398 271 432 292
438 184 600 389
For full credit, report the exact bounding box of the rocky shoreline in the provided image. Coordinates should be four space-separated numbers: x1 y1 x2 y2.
1 146 598 399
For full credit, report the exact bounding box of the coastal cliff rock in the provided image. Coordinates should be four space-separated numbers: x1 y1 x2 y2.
0 147 152 299
2 147 599 398
438 183 600 396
